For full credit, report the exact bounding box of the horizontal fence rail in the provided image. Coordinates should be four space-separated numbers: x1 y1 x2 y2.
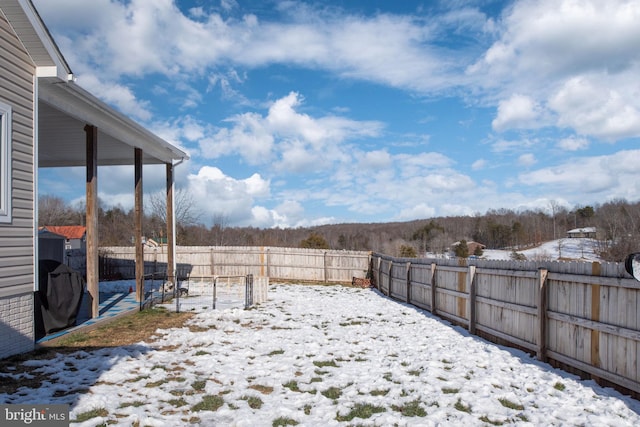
99 246 371 284
371 253 640 397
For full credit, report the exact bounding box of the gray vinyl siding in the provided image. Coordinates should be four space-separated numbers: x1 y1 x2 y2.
0 8 35 357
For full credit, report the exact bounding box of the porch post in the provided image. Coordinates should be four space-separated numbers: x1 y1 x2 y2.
84 125 99 318
166 162 175 287
135 148 144 303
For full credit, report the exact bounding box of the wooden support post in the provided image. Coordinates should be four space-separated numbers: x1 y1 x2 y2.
166 163 175 286
468 265 477 334
430 263 437 314
536 268 548 361
84 125 99 318
134 148 144 303
406 262 411 304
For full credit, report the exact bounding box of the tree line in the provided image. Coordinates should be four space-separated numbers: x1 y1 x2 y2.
38 194 640 262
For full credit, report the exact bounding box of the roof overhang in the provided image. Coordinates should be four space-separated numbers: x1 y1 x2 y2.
38 78 189 167
1 0 72 81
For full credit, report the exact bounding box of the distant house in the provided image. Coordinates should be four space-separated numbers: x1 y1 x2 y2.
567 227 597 239
40 225 86 251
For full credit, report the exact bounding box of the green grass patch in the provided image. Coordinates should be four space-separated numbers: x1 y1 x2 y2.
479 415 506 425
407 369 421 376
268 349 285 356
313 360 338 368
335 403 386 422
283 380 300 392
442 387 459 394
454 398 472 413
391 399 427 417
119 401 145 408
195 350 210 356
73 408 108 423
145 379 168 387
553 382 566 391
192 395 224 412
241 395 263 409
498 398 524 411
370 389 389 397
272 416 299 426
192 380 206 391
168 398 188 407
321 386 342 400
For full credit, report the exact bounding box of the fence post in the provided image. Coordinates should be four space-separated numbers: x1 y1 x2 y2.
266 248 271 278
213 277 217 310
590 262 602 371
376 257 382 292
387 260 393 297
536 268 548 362
467 265 477 334
323 251 328 283
406 262 411 304
210 247 215 276
430 263 437 314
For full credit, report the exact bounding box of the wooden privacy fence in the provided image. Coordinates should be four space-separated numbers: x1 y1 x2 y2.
371 253 640 396
99 246 370 284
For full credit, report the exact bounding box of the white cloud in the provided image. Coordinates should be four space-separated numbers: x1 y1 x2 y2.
471 159 486 171
518 153 536 167
471 0 640 141
492 94 546 132
34 0 470 94
491 138 535 154
74 74 153 122
396 203 436 221
360 150 393 170
473 0 640 83
549 76 640 141
186 166 270 225
519 150 640 197
557 136 589 151
198 92 383 172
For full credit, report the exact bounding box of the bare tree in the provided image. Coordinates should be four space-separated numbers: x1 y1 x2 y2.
549 200 561 240
148 188 201 229
38 195 80 226
211 212 229 246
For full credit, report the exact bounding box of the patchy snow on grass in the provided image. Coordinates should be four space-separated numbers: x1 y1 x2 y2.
483 238 601 261
3 284 639 426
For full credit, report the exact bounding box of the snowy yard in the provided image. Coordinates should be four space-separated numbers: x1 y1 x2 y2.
3 283 640 426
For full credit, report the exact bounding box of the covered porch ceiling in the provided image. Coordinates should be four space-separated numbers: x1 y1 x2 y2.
37 77 188 168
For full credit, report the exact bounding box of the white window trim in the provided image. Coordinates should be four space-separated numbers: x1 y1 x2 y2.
0 100 12 223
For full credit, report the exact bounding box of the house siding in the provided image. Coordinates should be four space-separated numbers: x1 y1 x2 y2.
0 10 36 357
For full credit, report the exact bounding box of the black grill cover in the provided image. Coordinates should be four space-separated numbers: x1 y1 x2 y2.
34 260 85 339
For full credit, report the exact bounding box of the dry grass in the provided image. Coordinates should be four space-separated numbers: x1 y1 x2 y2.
0 308 193 395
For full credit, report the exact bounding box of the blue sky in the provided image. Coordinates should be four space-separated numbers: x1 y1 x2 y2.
34 0 640 228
